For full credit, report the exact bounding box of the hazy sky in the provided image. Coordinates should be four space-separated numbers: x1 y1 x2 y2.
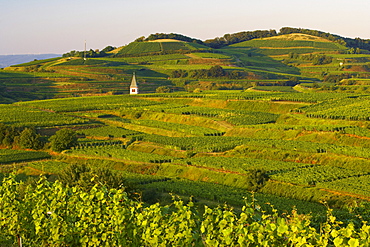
1 0 370 54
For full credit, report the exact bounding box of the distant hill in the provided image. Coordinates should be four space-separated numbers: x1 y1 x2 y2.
204 27 370 51
230 33 347 55
116 39 210 57
0 54 61 68
2 29 370 101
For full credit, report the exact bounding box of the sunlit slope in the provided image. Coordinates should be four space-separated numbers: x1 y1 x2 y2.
4 90 370 209
230 33 347 55
220 33 370 89
2 33 370 101
117 39 211 56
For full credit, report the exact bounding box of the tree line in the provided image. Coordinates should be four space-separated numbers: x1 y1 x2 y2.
288 53 333 65
204 29 278 48
204 27 370 51
280 27 370 52
62 46 116 58
0 123 77 152
134 33 203 44
62 27 370 60
171 65 243 79
62 28 370 60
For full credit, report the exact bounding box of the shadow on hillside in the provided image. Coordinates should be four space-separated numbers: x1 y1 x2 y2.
221 47 301 77
124 66 169 79
1 64 173 99
0 71 58 102
55 59 128 67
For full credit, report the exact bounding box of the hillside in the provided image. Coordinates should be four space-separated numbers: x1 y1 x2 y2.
117 39 210 56
1 90 370 215
1 30 370 102
1 30 369 104
0 54 60 68
1 28 370 245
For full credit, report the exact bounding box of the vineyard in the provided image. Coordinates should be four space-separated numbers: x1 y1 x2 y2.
0 176 369 246
0 104 89 127
2 31 370 99
2 91 370 209
2 30 370 244
117 40 210 57
0 149 50 164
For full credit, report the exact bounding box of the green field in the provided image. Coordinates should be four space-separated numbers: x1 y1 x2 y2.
2 30 370 245
0 149 51 164
0 104 89 126
117 40 210 56
2 91 370 210
2 32 370 98
232 39 346 49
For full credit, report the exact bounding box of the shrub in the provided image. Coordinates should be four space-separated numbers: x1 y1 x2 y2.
49 129 78 152
19 128 43 150
156 86 171 93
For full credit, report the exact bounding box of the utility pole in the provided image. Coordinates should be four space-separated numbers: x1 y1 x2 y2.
84 40 87 61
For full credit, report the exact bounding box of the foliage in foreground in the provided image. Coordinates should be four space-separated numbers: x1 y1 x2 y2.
0 176 369 246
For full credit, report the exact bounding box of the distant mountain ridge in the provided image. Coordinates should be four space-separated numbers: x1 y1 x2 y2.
0 54 61 68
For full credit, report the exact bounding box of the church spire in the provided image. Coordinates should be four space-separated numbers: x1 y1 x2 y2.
130 72 138 94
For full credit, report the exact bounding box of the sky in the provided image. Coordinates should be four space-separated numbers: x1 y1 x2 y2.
1 0 370 55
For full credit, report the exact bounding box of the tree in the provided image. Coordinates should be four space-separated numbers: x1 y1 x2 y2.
134 36 145 42
245 169 269 192
156 86 171 93
101 45 116 53
2 134 13 148
1 125 19 148
58 163 131 191
49 128 78 152
208 65 225 77
285 77 300 86
19 128 42 150
0 123 7 144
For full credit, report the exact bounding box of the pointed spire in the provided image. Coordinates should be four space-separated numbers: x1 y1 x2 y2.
130 72 138 94
130 72 138 88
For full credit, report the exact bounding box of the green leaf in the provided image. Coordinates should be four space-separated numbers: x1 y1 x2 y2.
333 237 343 246
348 238 359 247
96 191 105 200
277 224 288 234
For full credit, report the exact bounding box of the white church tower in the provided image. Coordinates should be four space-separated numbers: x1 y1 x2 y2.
130 72 138 94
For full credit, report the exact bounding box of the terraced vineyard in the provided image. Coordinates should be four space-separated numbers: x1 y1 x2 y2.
1 90 370 212
0 149 51 164
2 30 370 243
2 31 370 101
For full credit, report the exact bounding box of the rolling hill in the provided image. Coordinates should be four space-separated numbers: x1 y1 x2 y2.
1 28 370 245
117 39 211 56
1 29 370 102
